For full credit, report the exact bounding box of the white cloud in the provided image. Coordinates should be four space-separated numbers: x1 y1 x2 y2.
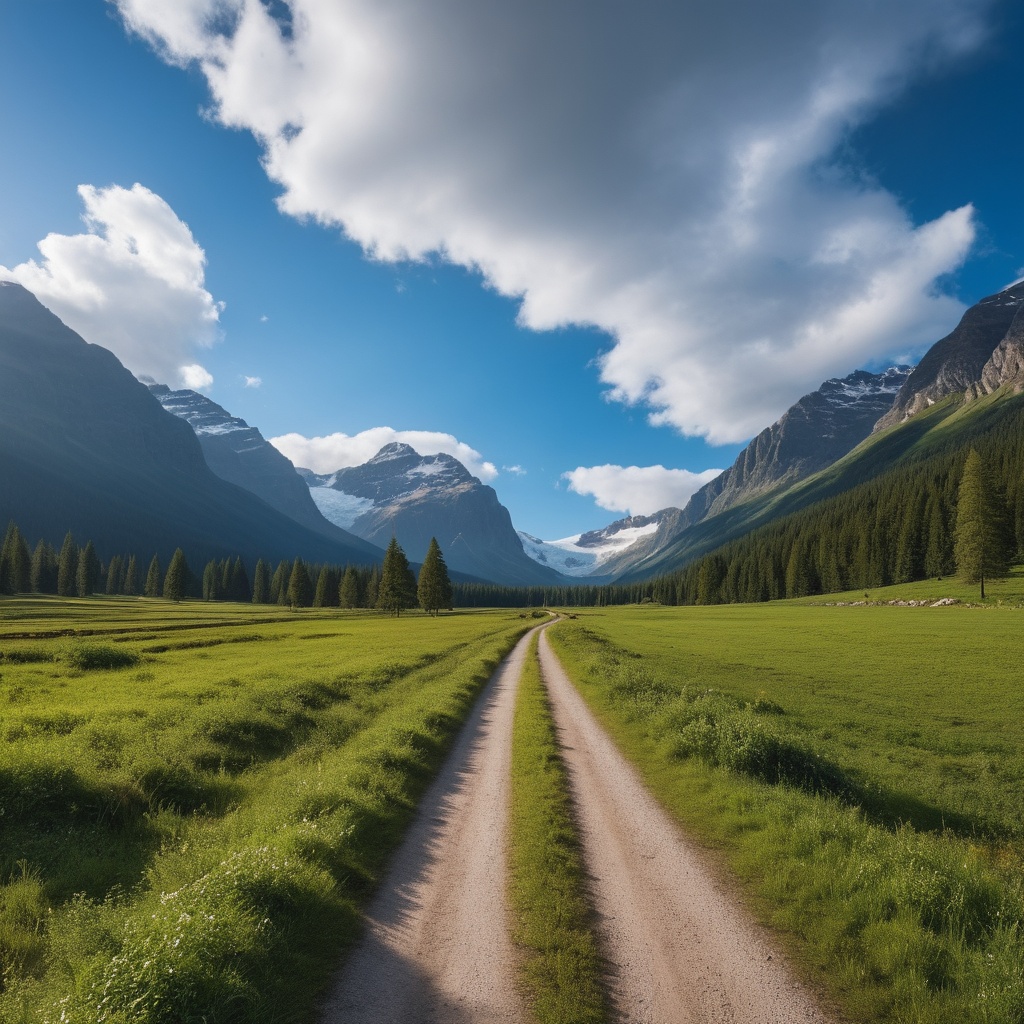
270 427 498 480
243 374 263 388
504 465 527 476
181 364 215 390
564 464 723 517
116 0 991 441
0 183 223 385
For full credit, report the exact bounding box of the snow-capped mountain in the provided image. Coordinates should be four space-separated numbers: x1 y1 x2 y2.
300 443 563 586
148 384 380 557
518 514 667 578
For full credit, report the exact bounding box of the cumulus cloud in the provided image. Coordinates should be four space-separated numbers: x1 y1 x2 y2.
564 465 724 517
243 374 263 388
116 0 990 441
504 465 527 476
181 364 214 390
0 183 223 384
270 427 498 480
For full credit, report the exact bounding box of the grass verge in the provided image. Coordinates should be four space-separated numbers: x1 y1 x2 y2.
547 613 1024 1024
507 631 606 1024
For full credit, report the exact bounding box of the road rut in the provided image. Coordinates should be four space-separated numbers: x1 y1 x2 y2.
538 627 832 1024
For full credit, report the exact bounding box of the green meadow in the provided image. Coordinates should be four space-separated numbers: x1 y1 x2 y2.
547 597 1024 1023
0 597 529 1023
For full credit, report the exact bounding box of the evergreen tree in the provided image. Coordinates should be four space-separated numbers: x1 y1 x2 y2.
365 564 380 608
144 555 162 598
270 560 290 605
57 532 79 597
417 538 453 615
203 560 220 601
164 549 189 602
30 540 57 594
76 541 100 597
377 538 414 615
339 565 360 609
0 522 31 594
230 558 251 602
314 565 338 608
124 555 139 596
106 555 125 595
252 559 270 604
287 558 315 608
954 449 1010 598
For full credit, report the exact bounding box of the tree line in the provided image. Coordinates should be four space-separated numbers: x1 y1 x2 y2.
0 526 454 615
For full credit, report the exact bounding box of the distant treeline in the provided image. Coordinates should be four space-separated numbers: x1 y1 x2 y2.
0 526 453 614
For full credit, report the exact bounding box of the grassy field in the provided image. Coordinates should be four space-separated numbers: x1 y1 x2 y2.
547 597 1024 1023
507 632 606 1024
0 596 529 1023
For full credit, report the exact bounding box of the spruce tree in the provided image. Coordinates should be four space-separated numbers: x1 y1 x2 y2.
76 541 100 597
106 555 124 595
271 560 290 605
0 522 30 594
954 449 1010 599
57 532 79 597
313 565 338 608
417 538 452 615
377 538 414 616
31 540 57 594
230 558 251 602
365 564 380 608
124 555 139 596
252 559 270 604
287 558 315 608
144 555 162 598
203 560 220 601
339 565 360 609
164 549 189 602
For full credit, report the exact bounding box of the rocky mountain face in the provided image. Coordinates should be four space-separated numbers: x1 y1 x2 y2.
875 282 1024 430
147 384 375 553
520 366 913 581
302 443 562 586
0 281 380 567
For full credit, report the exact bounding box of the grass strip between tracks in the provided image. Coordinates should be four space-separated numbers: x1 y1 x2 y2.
507 631 607 1024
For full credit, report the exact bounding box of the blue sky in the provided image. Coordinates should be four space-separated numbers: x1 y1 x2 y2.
1 1 1021 539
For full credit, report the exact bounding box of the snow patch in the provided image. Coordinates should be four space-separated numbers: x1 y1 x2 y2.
518 520 661 577
194 421 249 436
309 487 376 529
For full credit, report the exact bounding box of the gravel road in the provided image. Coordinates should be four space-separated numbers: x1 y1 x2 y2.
322 621 834 1023
538 627 832 1024
320 626 536 1024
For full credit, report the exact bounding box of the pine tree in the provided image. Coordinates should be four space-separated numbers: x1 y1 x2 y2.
106 555 124 595
252 559 270 604
339 565 360 609
313 566 338 608
203 560 220 601
954 449 1010 599
144 555 162 598
57 532 79 597
0 522 30 594
378 538 414 616
417 538 453 615
287 558 315 608
30 540 57 594
76 541 100 597
365 564 380 608
124 555 139 596
164 549 189 602
230 558 251 602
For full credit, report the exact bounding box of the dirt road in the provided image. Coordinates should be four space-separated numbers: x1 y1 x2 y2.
323 621 833 1023
320 626 536 1024
537 628 831 1024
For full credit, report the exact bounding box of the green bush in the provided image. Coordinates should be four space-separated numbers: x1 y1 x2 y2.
61 642 140 671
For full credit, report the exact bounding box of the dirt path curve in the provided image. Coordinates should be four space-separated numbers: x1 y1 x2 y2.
538 628 833 1024
320 626 538 1024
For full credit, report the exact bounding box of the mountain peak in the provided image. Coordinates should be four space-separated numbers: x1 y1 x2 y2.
370 442 419 462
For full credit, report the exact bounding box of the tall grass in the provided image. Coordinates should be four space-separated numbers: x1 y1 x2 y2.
507 633 606 1024
0 598 528 1023
548 611 1024 1023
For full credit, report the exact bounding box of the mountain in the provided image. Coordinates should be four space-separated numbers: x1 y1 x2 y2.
146 384 377 555
301 443 563 586
875 282 1024 430
0 282 381 568
518 366 913 581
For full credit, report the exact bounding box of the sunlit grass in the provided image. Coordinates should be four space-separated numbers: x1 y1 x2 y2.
548 606 1024 1023
0 597 528 1023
